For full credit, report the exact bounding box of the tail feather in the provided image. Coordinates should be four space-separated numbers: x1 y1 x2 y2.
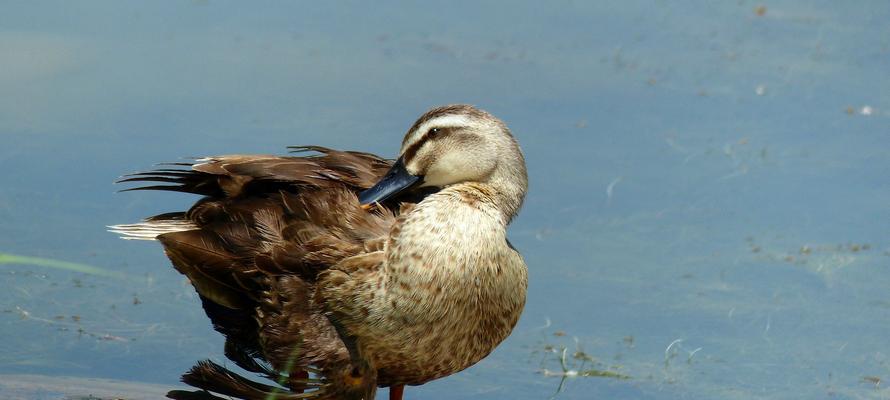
166 389 228 400
179 360 322 400
108 216 198 240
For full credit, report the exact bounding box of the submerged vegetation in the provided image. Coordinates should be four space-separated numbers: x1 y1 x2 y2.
0 252 124 279
533 327 631 398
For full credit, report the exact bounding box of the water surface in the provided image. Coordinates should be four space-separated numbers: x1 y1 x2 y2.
1 2 888 399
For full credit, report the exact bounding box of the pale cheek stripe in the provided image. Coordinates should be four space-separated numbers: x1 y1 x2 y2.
402 115 472 164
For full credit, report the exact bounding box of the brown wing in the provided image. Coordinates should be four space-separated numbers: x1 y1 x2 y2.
119 147 395 399
119 146 392 196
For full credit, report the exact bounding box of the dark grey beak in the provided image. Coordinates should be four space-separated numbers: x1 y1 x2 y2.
359 157 422 206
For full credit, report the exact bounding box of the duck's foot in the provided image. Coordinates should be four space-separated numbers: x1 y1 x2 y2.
389 384 404 400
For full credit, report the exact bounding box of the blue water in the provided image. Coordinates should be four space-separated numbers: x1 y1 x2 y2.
1 2 888 399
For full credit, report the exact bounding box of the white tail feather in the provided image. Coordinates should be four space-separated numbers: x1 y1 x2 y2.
108 220 198 241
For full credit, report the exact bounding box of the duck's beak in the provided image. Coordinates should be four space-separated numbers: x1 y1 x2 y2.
359 157 422 207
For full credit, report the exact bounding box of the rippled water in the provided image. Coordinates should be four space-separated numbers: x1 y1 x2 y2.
1 2 888 399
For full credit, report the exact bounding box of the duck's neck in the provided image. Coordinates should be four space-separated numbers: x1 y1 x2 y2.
485 167 527 224
435 173 526 226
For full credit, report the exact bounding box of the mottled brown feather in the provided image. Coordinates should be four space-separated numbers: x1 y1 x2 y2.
121 148 398 399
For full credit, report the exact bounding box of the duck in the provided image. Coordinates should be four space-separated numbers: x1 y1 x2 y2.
110 104 529 400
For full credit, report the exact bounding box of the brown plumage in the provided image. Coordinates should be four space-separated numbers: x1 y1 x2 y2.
111 105 529 400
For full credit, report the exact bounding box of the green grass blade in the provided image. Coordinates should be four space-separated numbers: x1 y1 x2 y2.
0 252 125 279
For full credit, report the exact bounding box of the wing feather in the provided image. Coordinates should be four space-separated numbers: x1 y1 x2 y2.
115 146 401 398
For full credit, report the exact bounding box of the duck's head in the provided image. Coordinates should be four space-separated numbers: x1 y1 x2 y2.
359 104 527 219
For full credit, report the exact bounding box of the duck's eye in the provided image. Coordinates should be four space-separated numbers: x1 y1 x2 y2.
428 128 440 136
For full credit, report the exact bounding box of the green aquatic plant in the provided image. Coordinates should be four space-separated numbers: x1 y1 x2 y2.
0 252 124 279
539 333 631 399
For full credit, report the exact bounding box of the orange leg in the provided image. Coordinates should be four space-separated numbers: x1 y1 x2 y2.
389 384 404 400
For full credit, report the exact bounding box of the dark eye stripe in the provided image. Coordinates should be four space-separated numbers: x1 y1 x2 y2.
402 127 451 164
